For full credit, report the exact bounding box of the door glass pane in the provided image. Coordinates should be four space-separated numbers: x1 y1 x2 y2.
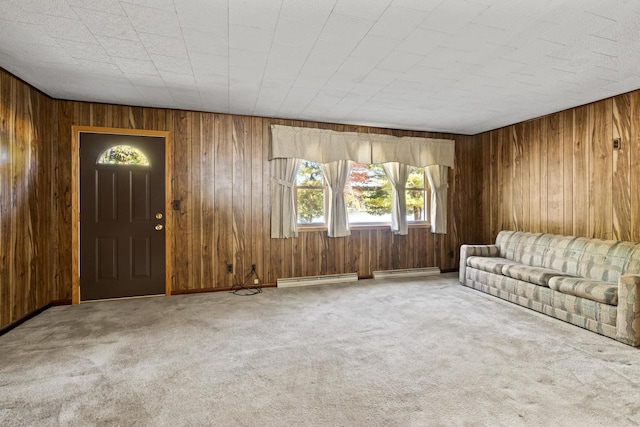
97 145 150 166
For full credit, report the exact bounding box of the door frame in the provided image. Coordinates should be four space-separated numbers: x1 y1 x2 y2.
72 126 173 304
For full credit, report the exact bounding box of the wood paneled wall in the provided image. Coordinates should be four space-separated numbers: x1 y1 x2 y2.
0 69 54 328
478 91 640 244
53 103 482 296
1 67 482 329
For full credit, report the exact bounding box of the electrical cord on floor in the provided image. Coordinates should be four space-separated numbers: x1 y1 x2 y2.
230 265 263 296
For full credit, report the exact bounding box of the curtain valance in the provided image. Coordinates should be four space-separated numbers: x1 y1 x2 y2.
270 125 455 168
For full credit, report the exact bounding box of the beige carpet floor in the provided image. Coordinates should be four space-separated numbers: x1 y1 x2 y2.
1 273 640 426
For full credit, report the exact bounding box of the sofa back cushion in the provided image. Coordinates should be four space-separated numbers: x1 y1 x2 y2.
577 240 638 282
624 248 640 275
541 235 584 276
496 231 524 260
495 231 640 283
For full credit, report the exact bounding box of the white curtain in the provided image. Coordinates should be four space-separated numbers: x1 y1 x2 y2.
382 162 410 235
321 160 353 237
425 165 449 234
270 158 302 238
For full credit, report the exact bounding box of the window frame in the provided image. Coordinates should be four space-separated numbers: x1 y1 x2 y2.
295 160 328 228
294 183 328 228
404 166 430 226
295 161 431 231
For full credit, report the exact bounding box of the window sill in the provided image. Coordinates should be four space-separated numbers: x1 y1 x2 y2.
298 222 431 233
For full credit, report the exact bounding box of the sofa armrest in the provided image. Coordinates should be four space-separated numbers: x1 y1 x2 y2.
617 275 640 347
459 244 500 284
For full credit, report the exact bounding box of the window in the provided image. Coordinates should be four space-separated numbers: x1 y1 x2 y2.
406 166 428 222
97 145 150 166
345 163 392 223
296 160 326 224
295 161 428 227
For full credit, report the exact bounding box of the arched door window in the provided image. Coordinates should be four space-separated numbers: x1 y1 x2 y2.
96 145 150 166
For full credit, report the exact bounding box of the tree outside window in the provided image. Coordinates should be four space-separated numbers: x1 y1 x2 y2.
406 167 427 221
346 163 392 223
296 160 325 224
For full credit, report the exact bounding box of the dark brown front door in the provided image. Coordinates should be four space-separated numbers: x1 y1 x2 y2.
80 133 166 301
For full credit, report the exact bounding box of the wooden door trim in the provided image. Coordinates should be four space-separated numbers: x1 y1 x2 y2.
72 126 173 304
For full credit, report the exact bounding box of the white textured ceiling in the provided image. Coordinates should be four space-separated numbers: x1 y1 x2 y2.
1 0 639 134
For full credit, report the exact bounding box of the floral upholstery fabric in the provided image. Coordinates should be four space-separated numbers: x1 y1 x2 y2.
548 276 618 306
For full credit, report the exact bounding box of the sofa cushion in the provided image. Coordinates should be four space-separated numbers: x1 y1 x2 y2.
467 256 517 275
548 276 618 306
501 264 567 287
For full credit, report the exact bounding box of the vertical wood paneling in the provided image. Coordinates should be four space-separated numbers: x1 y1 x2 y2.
480 91 640 245
190 113 203 289
539 117 548 233
573 105 590 236
529 119 541 232
231 116 247 279
546 113 563 235
215 114 233 287
0 69 54 328
250 117 264 278
561 110 573 236
519 122 530 232
201 113 216 287
589 100 613 239
613 94 632 241
479 133 492 243
511 125 523 231
631 92 640 242
500 128 512 232
173 111 191 290
489 131 500 239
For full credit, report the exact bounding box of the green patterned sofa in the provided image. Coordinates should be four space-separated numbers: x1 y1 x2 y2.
459 231 640 347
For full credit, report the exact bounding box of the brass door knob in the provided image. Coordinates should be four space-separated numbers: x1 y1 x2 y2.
155 213 163 219
155 224 164 231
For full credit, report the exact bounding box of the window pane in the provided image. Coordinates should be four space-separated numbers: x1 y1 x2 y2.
97 145 150 166
346 163 392 223
297 189 325 224
406 189 426 221
407 167 425 188
297 160 323 186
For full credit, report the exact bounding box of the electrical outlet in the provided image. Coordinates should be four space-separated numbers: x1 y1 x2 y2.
226 263 233 274
613 138 621 149
253 279 259 285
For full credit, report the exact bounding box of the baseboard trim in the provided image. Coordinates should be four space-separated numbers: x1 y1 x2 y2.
51 299 72 306
172 284 276 295
0 303 52 337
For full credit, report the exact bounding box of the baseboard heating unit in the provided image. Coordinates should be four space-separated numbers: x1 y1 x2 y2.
372 267 440 279
277 273 358 288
